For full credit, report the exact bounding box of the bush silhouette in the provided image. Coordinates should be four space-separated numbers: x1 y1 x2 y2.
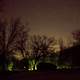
37 62 56 71
59 45 80 69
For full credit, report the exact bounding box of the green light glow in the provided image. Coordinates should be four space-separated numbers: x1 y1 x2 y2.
28 59 38 71
57 64 71 69
8 62 13 71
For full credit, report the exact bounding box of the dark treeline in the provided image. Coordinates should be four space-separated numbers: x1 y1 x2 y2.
0 18 80 71
0 0 80 71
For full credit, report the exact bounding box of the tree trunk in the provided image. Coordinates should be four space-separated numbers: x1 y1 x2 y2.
1 52 7 71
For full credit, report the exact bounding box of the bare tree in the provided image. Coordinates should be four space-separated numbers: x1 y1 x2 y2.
28 35 56 70
72 30 80 46
58 38 65 51
0 18 29 71
58 38 68 67
30 35 56 60
66 38 74 48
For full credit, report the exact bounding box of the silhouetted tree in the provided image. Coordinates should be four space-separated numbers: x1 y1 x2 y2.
66 38 73 48
58 38 65 51
30 35 56 63
58 38 72 67
72 30 80 46
0 18 29 71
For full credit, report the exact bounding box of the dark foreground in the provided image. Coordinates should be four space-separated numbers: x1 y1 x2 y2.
0 70 80 80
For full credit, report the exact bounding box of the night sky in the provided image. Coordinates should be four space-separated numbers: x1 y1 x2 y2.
3 0 80 40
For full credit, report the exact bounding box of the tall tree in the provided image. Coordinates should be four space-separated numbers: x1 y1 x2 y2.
0 18 29 71
28 35 56 70
30 35 56 61
58 38 65 51
72 30 80 46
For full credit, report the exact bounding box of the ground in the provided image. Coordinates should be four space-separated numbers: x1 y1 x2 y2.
0 71 80 80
